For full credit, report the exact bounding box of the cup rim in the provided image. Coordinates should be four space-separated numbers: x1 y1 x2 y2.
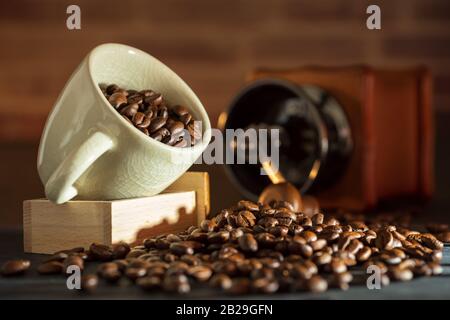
86 43 211 154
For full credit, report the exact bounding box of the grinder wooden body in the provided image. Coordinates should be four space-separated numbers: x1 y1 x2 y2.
249 66 433 209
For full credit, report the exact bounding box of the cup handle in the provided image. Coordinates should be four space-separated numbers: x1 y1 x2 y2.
44 131 114 204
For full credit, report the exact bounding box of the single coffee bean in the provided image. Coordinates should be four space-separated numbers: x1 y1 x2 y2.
126 249 147 259
132 112 145 125
125 267 147 281
312 213 324 225
251 277 279 294
167 120 185 135
148 117 167 133
145 93 163 106
375 230 394 250
389 266 413 281
81 274 98 293
227 278 251 295
37 261 64 275
238 234 258 252
209 273 232 290
137 276 161 291
163 274 191 294
112 242 131 260
237 200 260 212
187 266 212 282
420 234 444 250
1 260 31 276
89 243 113 261
179 113 192 125
106 84 119 95
127 94 143 105
63 255 84 272
305 275 328 293
108 92 127 108
208 231 230 244
356 246 372 262
173 105 189 116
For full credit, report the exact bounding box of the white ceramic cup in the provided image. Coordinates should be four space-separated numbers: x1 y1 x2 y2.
38 43 211 204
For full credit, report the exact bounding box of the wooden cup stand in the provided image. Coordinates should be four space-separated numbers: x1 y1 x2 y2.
23 172 210 254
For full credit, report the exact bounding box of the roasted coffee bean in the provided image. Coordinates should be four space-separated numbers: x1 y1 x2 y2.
301 230 318 243
237 200 259 212
200 219 217 233
389 267 413 281
108 92 127 108
252 277 279 293
328 271 353 290
125 267 147 281
313 252 332 266
208 231 230 243
105 84 119 95
305 275 328 293
420 234 444 250
310 239 327 251
288 242 313 258
375 230 394 250
179 113 192 125
268 225 289 237
127 249 147 258
37 261 64 275
356 246 372 262
63 255 84 272
89 243 113 261
166 120 185 135
131 111 145 126
187 266 212 282
127 94 143 105
163 274 190 294
137 276 161 291
97 262 121 281
81 274 98 293
227 278 251 295
238 234 258 252
327 258 347 274
236 210 256 227
173 105 189 116
209 273 232 290
1 260 31 276
170 242 194 256
145 93 163 106
148 117 167 133
112 242 131 260
312 213 324 225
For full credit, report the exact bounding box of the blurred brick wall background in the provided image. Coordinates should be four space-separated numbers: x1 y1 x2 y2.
0 0 449 225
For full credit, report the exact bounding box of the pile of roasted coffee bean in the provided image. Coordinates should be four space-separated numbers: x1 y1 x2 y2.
1 200 448 294
99 83 201 147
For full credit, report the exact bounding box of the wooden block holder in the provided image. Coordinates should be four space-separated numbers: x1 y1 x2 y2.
23 172 209 254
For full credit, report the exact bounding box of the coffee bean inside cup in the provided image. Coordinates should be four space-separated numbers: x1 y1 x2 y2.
99 83 200 147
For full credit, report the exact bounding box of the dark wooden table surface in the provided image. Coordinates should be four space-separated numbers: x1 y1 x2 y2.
0 227 449 300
